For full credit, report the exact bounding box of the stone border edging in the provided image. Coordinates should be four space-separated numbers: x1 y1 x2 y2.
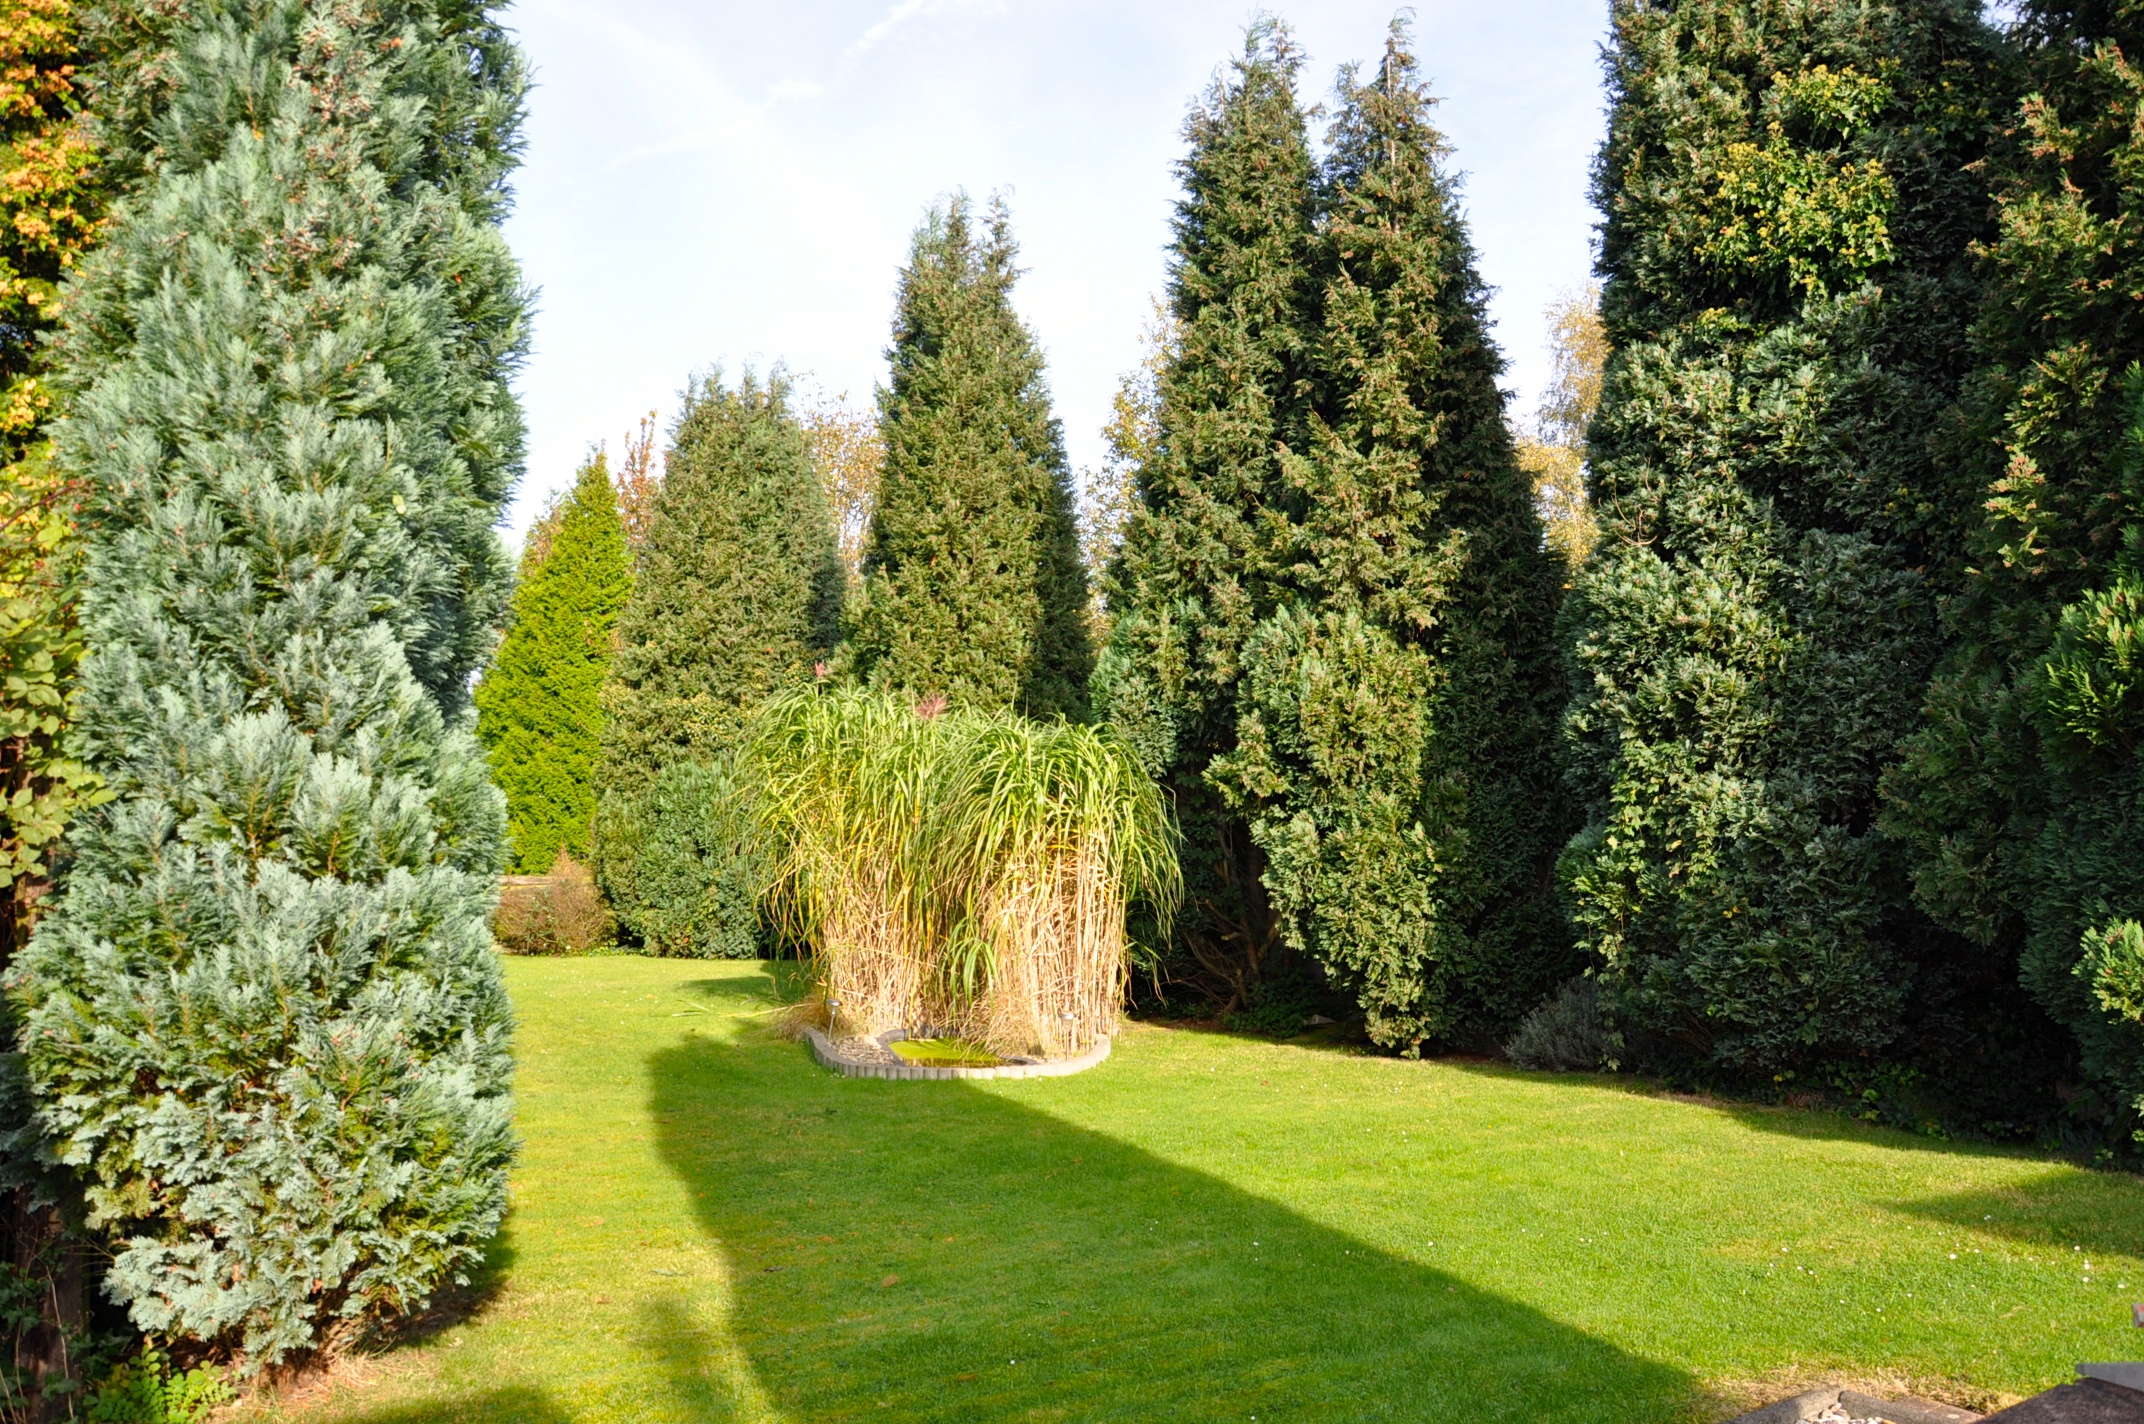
803 1028 1111 1081
1723 1387 1982 1424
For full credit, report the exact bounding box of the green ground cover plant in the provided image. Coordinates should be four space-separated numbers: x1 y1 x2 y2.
252 958 2144 1424
888 1037 1000 1068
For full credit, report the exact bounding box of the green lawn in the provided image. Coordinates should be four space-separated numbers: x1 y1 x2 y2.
258 957 2144 1424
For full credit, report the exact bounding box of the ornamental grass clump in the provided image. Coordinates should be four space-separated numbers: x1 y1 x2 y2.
751 692 1177 1061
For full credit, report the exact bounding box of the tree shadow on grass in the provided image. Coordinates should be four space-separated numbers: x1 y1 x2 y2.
1891 1174 2144 1262
1433 1057 2083 1167
642 1027 1711 1424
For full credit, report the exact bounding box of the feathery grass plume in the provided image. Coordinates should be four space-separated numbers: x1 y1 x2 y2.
750 691 1177 1059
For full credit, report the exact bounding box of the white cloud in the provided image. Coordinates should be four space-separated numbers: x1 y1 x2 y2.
845 0 1006 60
768 77 826 101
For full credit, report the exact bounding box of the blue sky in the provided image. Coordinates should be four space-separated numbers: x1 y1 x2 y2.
497 0 1612 537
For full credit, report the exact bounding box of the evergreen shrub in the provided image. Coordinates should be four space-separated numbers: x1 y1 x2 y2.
848 195 1090 718
1563 0 2012 1083
476 453 630 874
595 758 764 959
6 0 529 1363
1505 979 1615 1074
1885 3 2144 1144
1102 21 1569 1048
594 373 838 939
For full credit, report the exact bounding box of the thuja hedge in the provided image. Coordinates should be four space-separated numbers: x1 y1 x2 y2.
477 453 630 875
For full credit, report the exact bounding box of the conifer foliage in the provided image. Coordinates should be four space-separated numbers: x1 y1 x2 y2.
1565 0 2008 1076
476 454 630 874
594 372 838 954
6 0 530 1363
1218 28 1568 1047
1888 0 2144 1138
599 371 839 797
1104 22 1568 1045
1098 23 1317 1006
849 196 1090 719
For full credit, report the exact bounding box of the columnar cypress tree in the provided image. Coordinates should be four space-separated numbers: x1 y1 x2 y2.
1098 22 1316 1006
1565 0 2009 1078
476 454 630 874
1209 25 1571 1049
594 372 838 955
848 195 1090 719
1888 2 2144 1138
5 0 529 1363
597 371 840 798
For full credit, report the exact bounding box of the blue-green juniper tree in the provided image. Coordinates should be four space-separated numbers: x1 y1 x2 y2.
4 0 530 1363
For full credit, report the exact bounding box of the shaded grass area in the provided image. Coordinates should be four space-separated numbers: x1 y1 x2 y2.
259 958 2144 1423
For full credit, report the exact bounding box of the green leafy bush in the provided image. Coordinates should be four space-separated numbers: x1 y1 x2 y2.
1883 6 2144 1142
1563 0 2010 1082
595 758 765 959
85 1350 230 1424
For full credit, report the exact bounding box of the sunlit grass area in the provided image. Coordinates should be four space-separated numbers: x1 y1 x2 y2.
257 957 2144 1424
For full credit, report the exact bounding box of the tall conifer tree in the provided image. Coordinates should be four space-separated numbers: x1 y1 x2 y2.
597 371 840 799
1099 22 1317 1007
1210 25 1571 1049
1566 0 2009 1078
1889 1 2144 1139
849 195 1090 719
5 0 529 1362
593 373 836 953
476 454 630 874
